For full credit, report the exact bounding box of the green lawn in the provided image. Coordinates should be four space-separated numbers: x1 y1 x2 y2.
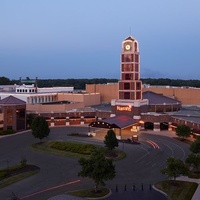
155 180 198 200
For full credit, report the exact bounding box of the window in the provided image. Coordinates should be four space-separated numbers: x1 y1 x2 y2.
135 64 139 72
125 56 131 62
124 83 130 89
136 92 141 99
124 92 130 99
135 73 139 80
125 74 131 80
136 82 141 90
135 54 139 62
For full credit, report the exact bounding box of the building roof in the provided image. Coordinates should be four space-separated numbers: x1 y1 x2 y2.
143 91 180 105
89 115 137 129
125 36 135 41
172 116 200 124
0 95 26 105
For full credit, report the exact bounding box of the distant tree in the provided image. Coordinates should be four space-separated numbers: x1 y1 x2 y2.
185 153 200 172
161 157 188 182
31 116 50 141
176 124 191 140
78 148 116 192
104 129 118 151
0 76 11 85
190 137 200 154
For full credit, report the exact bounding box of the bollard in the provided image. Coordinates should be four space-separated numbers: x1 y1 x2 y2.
116 184 118 192
132 184 135 191
149 184 152 190
141 183 143 191
124 184 126 191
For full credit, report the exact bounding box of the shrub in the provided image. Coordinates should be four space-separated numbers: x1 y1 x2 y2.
48 141 96 155
20 157 27 167
0 130 15 135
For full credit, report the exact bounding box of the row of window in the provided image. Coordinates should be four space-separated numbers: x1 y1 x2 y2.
121 54 139 63
16 89 36 93
119 82 141 90
119 91 142 100
28 96 56 104
121 73 140 81
121 64 139 72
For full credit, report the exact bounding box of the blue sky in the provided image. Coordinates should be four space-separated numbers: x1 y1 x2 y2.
0 0 200 80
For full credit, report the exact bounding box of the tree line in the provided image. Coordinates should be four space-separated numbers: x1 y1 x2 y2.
1 76 200 90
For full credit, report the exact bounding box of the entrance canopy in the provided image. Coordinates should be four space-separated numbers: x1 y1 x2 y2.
89 115 137 129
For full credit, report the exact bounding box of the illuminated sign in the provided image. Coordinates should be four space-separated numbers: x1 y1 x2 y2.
116 105 132 112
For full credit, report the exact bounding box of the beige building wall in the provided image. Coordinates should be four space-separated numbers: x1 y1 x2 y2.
27 93 100 113
57 93 100 107
86 83 200 106
27 102 85 113
82 93 100 106
86 83 118 103
143 87 200 106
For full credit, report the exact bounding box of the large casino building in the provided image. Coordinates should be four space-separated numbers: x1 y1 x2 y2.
0 36 200 137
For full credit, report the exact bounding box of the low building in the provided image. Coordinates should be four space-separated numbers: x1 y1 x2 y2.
0 96 26 131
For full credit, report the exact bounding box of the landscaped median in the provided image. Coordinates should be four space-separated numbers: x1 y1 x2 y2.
0 164 40 188
154 180 198 200
32 140 126 160
67 187 111 199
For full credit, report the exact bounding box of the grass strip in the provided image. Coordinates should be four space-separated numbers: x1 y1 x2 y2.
155 180 198 200
0 168 39 188
68 187 110 198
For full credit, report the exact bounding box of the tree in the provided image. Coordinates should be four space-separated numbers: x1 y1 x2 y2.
78 148 116 192
104 129 118 151
175 124 191 140
161 157 188 182
185 153 200 172
31 116 50 141
190 137 200 154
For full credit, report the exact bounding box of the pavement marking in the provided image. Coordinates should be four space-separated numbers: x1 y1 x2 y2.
146 140 160 149
20 179 81 199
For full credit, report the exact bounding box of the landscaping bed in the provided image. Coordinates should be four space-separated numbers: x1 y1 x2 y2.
0 164 40 188
32 141 126 160
155 180 198 200
68 187 110 198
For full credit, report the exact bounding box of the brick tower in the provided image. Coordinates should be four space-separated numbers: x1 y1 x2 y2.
111 36 148 120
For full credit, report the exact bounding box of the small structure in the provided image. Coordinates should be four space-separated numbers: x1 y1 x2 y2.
0 96 26 132
89 115 137 139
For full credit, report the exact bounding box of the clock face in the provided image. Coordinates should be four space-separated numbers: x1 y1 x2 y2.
125 44 131 50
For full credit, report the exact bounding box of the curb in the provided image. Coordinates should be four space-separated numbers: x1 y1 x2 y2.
87 189 112 199
152 185 170 200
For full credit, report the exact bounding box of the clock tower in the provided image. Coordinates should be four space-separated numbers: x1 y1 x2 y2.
119 36 142 100
111 36 148 121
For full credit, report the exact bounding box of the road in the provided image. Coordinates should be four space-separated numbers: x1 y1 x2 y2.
0 126 190 200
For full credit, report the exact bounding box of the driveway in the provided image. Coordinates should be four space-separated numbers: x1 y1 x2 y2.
0 127 190 200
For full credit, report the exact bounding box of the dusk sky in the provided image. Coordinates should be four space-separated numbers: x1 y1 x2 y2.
1 0 200 80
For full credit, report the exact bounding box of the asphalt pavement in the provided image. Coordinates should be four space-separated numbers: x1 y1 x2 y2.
0 127 195 200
